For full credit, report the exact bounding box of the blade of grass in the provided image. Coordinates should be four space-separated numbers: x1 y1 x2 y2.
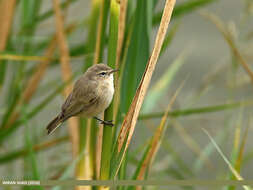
24 119 43 190
100 0 120 183
113 0 134 128
0 54 50 62
19 0 42 81
23 0 42 33
120 0 152 114
139 100 253 120
235 122 249 175
53 0 79 158
193 120 232 172
229 118 250 190
231 109 244 166
111 0 176 178
19 103 43 190
0 83 20 129
203 129 252 190
109 0 145 181
0 136 68 164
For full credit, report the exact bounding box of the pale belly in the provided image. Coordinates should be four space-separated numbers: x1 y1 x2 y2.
80 76 114 117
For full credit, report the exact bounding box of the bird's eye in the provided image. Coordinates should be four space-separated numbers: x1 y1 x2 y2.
99 72 106 76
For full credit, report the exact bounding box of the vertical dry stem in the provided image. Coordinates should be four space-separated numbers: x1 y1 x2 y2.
93 0 105 65
0 0 16 50
113 0 127 121
53 0 79 158
115 0 127 69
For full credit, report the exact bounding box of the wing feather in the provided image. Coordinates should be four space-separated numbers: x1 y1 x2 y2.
60 78 98 118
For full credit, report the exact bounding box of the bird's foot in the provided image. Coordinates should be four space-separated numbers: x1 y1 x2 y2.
94 117 114 127
101 120 114 126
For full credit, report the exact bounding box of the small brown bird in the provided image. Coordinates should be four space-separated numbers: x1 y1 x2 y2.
46 64 118 135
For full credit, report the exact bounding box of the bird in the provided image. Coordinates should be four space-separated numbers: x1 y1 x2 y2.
46 64 119 135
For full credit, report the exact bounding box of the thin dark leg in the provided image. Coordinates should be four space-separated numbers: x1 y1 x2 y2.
94 117 114 126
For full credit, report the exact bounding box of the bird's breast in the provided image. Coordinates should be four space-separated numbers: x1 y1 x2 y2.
91 75 114 116
100 76 114 107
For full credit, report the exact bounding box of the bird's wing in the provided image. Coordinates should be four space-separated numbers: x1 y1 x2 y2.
61 92 73 112
61 78 98 118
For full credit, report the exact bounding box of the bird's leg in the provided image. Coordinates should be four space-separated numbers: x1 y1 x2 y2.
94 117 114 126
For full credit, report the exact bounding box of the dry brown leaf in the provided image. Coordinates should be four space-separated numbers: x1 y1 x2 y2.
137 80 185 180
115 0 177 175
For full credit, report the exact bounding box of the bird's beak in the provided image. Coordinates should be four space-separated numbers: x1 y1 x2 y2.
109 69 119 74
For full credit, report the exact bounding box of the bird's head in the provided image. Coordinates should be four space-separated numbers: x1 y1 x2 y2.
86 64 119 82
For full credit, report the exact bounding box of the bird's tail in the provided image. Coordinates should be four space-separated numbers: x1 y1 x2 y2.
46 115 62 135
